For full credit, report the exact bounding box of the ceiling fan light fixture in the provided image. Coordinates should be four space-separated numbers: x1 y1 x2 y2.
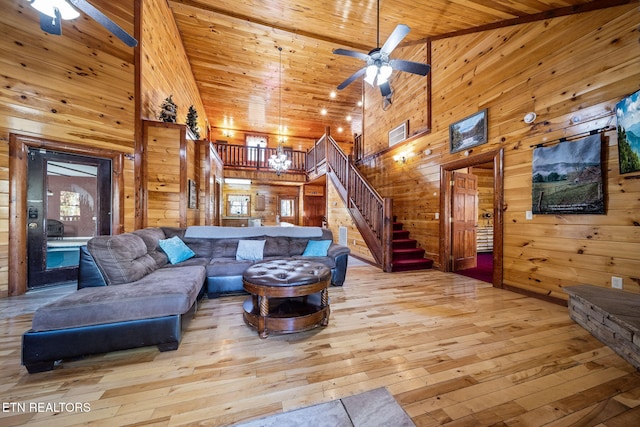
364 65 378 86
30 0 80 20
379 64 392 80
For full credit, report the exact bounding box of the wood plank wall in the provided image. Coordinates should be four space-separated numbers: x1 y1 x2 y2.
358 4 640 300
142 121 203 228
0 0 136 297
143 122 183 227
141 0 208 135
327 179 374 262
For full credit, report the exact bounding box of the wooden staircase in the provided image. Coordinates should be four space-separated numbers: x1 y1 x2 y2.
392 220 433 272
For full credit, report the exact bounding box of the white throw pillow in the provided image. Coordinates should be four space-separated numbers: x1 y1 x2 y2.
236 240 266 261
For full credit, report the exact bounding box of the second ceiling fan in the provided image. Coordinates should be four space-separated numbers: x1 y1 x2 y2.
333 0 430 97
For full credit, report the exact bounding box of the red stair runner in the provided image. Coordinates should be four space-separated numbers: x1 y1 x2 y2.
391 221 433 272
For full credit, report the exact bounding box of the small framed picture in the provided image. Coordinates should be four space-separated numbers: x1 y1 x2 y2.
188 179 197 209
449 109 488 154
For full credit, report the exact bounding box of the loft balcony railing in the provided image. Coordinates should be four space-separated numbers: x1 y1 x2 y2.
212 142 307 173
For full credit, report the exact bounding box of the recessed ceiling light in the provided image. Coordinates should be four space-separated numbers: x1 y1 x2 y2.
338 127 343 133
346 115 352 122
524 112 536 124
357 100 363 107
330 91 336 98
320 108 327 115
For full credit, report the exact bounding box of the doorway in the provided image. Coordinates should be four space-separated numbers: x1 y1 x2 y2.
26 149 112 288
278 195 298 225
9 134 125 296
440 149 503 288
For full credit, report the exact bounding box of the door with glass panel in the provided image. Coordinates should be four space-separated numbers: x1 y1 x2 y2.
27 149 111 288
278 196 298 225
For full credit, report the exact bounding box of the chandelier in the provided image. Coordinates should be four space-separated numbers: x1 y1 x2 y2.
269 46 291 176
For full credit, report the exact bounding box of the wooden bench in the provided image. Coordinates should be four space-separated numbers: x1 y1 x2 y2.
564 285 640 370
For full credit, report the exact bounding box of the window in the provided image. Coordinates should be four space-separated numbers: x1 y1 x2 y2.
245 134 267 162
227 194 250 216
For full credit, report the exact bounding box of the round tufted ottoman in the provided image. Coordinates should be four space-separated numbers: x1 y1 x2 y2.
242 259 331 338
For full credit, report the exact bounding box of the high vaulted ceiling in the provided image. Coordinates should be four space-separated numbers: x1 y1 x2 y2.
168 0 621 143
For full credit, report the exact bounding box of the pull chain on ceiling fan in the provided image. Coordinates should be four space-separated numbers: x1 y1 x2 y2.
333 0 430 97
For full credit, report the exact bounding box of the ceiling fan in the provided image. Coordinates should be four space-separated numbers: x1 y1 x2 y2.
26 0 138 47
333 0 430 97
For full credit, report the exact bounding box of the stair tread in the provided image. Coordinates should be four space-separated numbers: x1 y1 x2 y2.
393 231 410 237
392 238 418 250
393 258 433 265
393 248 425 253
393 247 427 261
392 257 434 272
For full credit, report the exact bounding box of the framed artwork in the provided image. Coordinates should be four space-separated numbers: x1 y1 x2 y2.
616 89 640 174
450 109 488 153
188 179 197 209
532 133 604 214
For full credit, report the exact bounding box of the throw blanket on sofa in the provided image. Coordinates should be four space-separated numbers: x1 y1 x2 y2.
184 226 324 239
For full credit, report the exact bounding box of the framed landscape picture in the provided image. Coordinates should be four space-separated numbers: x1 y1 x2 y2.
532 133 604 215
616 89 640 174
450 109 488 153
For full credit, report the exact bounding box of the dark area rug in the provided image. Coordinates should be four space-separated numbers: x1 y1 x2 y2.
232 387 414 427
456 252 493 283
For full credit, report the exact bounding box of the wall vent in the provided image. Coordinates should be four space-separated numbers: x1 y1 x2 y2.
339 226 347 246
388 121 408 147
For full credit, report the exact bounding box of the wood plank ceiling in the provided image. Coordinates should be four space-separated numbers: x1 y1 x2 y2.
169 0 619 143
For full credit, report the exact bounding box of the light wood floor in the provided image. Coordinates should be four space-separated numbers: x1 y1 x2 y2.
2 266 640 426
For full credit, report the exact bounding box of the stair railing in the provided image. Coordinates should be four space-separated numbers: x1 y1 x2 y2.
306 133 327 174
325 135 393 272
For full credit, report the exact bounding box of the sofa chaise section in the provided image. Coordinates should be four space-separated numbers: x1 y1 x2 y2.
22 231 206 373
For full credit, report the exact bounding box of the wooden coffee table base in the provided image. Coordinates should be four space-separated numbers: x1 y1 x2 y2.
242 259 332 339
242 290 329 338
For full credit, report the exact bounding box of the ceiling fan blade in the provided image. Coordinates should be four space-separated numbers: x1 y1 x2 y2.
380 24 410 54
337 67 366 90
380 82 392 97
390 59 431 76
68 0 138 47
333 48 370 61
39 8 62 35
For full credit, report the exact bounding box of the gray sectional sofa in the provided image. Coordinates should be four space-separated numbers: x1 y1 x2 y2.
21 225 349 373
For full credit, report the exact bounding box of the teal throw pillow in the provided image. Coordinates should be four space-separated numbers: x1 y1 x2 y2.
159 236 196 264
302 239 332 257
236 240 266 261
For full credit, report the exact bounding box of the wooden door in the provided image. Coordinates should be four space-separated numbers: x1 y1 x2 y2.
303 185 325 226
452 171 478 271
